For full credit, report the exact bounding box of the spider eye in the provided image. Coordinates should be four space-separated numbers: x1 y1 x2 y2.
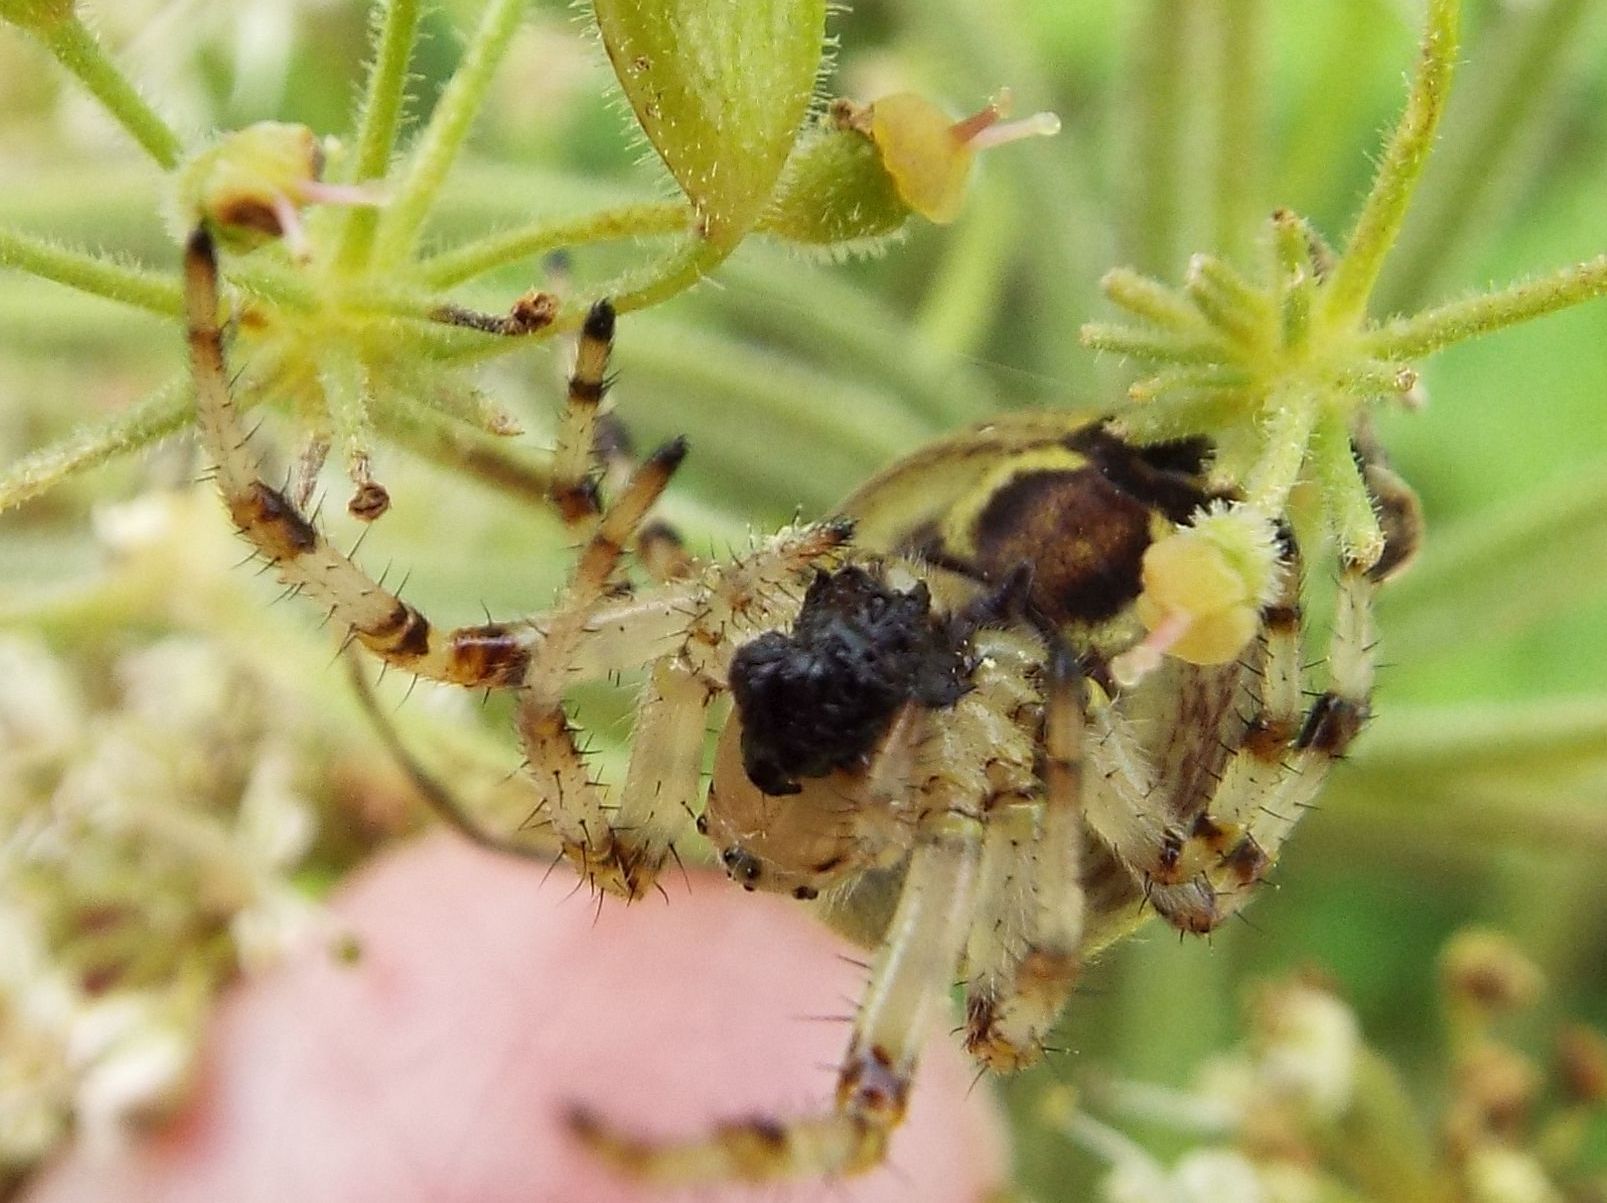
720 846 763 889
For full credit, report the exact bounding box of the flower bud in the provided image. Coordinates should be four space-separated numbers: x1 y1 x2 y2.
172 122 378 253
761 90 1060 251
862 90 1059 225
1113 504 1281 686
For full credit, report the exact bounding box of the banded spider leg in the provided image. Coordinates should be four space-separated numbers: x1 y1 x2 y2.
183 227 847 899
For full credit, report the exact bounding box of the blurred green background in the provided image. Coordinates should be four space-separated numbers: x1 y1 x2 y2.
2 0 1605 1196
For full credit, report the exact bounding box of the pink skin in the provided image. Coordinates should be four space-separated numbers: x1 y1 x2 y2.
26 835 1008 1203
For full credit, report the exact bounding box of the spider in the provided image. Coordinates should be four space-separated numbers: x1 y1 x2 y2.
182 225 1420 1187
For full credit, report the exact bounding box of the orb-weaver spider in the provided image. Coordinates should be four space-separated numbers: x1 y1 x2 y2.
183 224 1417 1186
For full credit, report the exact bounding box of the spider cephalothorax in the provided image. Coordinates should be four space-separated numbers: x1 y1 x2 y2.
729 566 969 796
183 226 1419 1188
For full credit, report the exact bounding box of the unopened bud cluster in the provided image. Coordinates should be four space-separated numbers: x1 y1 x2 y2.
0 600 326 1176
1053 931 1607 1203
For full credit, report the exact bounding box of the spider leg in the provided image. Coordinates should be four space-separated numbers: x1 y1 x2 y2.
1079 540 1302 934
516 504 856 899
609 658 712 891
570 636 1030 1183
549 301 613 526
187 226 850 895
512 438 694 896
185 228 542 690
571 805 985 1184
550 306 700 582
1134 545 1308 931
346 653 558 861
1086 535 1378 934
964 644 1086 1073
1205 561 1375 925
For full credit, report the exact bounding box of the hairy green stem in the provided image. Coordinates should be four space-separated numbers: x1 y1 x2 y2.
34 16 183 168
1243 386 1318 513
1081 322 1227 366
1377 0 1598 312
416 202 693 288
598 235 734 317
0 373 190 514
1122 0 1189 276
337 0 425 271
1206 0 1262 263
374 0 528 264
1311 408 1383 565
915 178 1015 358
1322 0 1460 327
1362 255 1607 360
0 226 180 314
1101 267 1204 332
317 348 374 485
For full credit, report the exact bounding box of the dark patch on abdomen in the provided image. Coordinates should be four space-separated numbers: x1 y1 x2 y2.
970 468 1152 625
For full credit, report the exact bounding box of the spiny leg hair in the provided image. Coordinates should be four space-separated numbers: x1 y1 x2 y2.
183 225 850 897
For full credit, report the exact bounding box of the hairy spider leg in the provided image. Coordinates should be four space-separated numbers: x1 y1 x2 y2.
570 634 1047 1183
1119 542 1306 931
186 228 543 689
185 225 852 894
549 301 699 583
1082 529 1379 935
572 808 983 1183
1206 562 1375 926
549 301 614 525
963 640 1087 1073
1076 539 1299 934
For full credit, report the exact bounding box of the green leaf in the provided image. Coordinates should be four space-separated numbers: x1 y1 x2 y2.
592 0 827 245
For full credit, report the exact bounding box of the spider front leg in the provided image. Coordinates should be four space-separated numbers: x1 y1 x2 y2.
185 228 543 689
185 226 847 897
1198 558 1377 926
1086 537 1379 933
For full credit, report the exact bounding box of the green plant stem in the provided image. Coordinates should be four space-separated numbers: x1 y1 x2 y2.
415 202 693 288
712 254 991 427
597 235 733 317
1122 0 1189 276
1376 0 1598 312
1311 409 1383 564
1243 386 1318 512
337 0 425 271
1206 0 1262 264
0 373 190 514
1363 255 1607 361
1322 0 1460 327
1100 267 1203 332
0 226 180 314
374 0 528 264
34 16 183 169
915 186 1013 358
1080 323 1227 366
317 348 374 481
